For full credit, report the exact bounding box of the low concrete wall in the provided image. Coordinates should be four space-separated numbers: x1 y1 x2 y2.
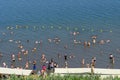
54 68 120 75
0 67 32 76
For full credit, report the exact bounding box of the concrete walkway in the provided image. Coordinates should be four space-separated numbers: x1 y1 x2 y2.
0 67 32 76
54 68 120 75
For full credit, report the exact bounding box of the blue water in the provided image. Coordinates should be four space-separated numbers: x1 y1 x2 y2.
0 0 120 69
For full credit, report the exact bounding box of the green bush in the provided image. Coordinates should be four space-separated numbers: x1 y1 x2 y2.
1 74 120 80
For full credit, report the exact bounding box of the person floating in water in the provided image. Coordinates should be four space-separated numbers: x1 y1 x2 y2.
53 36 61 44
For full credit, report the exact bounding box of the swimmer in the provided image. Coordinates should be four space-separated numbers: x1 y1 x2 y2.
2 62 7 68
84 41 87 47
17 52 22 61
57 53 61 58
69 54 75 59
11 53 15 62
32 47 37 52
21 49 25 53
76 31 80 35
18 45 23 49
99 40 105 45
18 40 21 44
74 40 81 45
73 32 77 36
35 41 39 44
32 60 37 74
92 39 96 45
91 57 96 67
10 27 14 30
106 39 111 43
73 39 77 45
72 31 79 36
53 37 61 44
91 35 97 39
42 53 45 58
64 61 68 68
64 54 68 61
87 41 91 47
39 40 43 48
64 44 68 49
24 50 28 55
81 58 85 68
78 41 81 44
16 40 21 44
41 53 46 63
109 54 114 68
41 64 47 75
9 39 13 42
48 38 52 43
25 61 29 69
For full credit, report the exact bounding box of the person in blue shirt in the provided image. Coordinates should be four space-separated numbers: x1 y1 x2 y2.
32 60 37 74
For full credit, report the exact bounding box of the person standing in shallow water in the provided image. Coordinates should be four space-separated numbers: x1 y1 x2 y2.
91 35 97 45
11 53 16 67
84 41 87 48
91 57 96 75
91 57 96 67
109 54 114 69
17 52 22 61
64 54 68 61
81 58 85 68
11 53 15 62
32 60 37 74
41 53 46 63
25 61 29 69
64 54 69 68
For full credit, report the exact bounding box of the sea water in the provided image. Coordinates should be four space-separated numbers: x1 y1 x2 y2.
0 0 120 69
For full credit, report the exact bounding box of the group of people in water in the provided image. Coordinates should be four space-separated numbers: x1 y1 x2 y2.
1 51 115 77
0 26 115 77
2 52 115 69
2 52 115 77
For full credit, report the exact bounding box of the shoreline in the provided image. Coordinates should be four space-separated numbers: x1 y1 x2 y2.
1 67 120 79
